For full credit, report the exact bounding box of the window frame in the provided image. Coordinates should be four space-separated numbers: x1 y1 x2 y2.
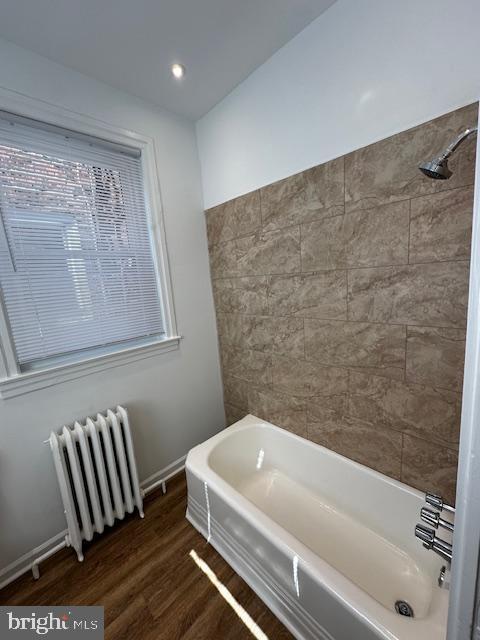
0 88 180 399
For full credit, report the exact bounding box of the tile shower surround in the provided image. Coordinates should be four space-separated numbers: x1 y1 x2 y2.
206 103 478 504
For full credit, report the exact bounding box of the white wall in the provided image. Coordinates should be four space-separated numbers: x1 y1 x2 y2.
197 0 480 209
0 37 224 577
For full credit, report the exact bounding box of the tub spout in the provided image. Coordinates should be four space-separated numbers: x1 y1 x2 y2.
438 565 451 590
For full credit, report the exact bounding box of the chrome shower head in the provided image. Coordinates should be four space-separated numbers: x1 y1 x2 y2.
419 126 477 180
419 158 452 180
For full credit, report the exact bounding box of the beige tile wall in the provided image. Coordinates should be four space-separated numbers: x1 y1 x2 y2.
206 103 478 504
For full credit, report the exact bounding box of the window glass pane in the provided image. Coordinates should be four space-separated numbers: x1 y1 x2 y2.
0 117 164 368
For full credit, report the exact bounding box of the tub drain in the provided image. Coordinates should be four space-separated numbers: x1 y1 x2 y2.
395 601 414 618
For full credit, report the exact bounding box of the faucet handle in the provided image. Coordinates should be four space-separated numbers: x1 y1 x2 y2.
425 492 455 514
415 524 435 548
421 507 454 532
415 524 453 561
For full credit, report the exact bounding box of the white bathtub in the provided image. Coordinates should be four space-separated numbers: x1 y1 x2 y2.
186 415 450 640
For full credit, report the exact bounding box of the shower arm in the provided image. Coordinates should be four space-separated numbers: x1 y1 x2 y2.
437 127 478 162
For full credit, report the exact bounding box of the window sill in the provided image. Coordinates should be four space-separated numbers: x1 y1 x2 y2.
0 336 182 399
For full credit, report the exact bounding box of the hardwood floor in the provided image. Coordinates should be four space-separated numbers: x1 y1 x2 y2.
0 473 293 639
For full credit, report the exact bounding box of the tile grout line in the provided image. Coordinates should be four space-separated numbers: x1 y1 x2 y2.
302 316 306 361
210 257 471 281
346 269 350 322
299 222 303 273
341 179 476 216
224 365 461 450
407 198 412 265
207 181 475 250
215 310 467 332
400 433 405 482
209 187 474 272
346 368 351 419
220 341 462 394
204 172 474 218
344 156 349 324
258 187 263 230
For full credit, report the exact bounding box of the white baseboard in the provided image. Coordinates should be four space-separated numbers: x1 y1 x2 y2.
0 455 187 592
141 454 186 492
0 530 68 592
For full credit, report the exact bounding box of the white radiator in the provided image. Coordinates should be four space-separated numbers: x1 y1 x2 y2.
49 405 144 562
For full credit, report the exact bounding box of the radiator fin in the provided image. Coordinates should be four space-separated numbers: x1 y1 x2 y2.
97 413 124 520
109 409 134 514
86 417 114 528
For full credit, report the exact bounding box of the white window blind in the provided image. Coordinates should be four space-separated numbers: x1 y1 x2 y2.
0 114 165 371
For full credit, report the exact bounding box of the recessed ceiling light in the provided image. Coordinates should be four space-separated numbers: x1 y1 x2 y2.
171 63 185 79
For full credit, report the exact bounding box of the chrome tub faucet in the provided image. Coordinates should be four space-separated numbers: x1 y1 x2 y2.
420 506 454 532
415 492 454 564
415 524 452 561
425 492 455 514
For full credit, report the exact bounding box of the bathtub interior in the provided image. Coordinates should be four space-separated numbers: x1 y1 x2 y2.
206 419 448 620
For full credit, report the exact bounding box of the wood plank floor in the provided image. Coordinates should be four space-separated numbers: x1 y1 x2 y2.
1 473 293 639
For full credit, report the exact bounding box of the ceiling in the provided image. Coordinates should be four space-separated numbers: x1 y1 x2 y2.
0 0 337 120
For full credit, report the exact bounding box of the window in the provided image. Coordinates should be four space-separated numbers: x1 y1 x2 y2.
0 111 175 386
